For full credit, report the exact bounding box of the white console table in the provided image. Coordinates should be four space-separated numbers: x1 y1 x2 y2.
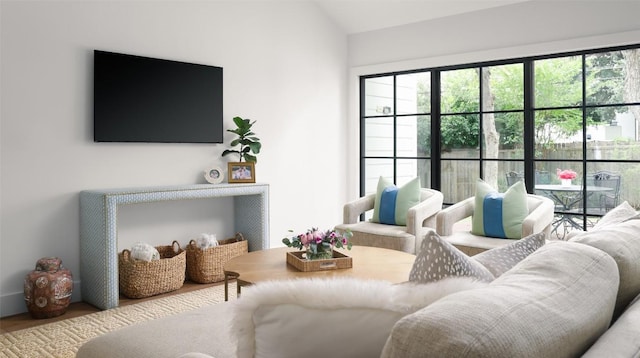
79 183 269 309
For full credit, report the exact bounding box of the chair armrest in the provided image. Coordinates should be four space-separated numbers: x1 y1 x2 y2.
343 194 376 224
522 196 555 237
436 197 475 236
406 190 443 236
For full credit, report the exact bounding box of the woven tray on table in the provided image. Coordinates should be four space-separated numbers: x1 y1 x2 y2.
118 240 186 299
186 233 249 283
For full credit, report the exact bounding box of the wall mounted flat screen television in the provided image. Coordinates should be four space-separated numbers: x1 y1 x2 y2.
94 50 223 143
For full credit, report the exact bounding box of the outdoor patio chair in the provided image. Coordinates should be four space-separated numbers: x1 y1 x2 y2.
586 170 622 215
335 188 444 254
506 170 552 187
535 170 552 184
505 171 524 186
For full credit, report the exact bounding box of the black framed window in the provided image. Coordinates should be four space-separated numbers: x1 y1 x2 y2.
361 44 640 238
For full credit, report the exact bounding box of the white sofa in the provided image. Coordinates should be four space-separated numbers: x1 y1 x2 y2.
78 204 640 358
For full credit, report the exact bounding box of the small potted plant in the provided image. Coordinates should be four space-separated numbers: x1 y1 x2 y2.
283 228 353 260
222 116 261 183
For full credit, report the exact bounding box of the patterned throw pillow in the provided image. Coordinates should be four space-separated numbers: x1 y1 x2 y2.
471 179 528 239
409 231 495 283
372 176 421 226
593 201 637 230
473 232 546 278
566 201 637 240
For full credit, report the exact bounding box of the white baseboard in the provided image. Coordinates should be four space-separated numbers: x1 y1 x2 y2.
1 280 83 318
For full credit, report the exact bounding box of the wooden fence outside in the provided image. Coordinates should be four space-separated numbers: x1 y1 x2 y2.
435 141 640 208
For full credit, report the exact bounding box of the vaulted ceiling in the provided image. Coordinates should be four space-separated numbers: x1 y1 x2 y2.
314 0 530 34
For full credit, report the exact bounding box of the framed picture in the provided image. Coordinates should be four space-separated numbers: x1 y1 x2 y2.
228 162 255 183
204 166 224 184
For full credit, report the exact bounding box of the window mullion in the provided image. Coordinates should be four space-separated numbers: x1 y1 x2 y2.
478 67 484 179
393 76 398 183
431 71 442 190
523 61 535 193
359 76 366 198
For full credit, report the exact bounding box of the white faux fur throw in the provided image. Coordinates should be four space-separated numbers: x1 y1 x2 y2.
232 277 488 358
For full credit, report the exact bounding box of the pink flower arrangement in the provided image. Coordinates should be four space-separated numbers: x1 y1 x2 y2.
282 227 353 260
556 168 577 180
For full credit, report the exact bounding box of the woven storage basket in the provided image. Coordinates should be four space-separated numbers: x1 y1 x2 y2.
186 233 249 283
118 241 186 299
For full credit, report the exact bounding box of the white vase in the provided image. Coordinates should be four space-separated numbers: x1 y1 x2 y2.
561 179 572 187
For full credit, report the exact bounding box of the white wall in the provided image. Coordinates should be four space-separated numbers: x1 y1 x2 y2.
0 1 348 316
344 1 640 201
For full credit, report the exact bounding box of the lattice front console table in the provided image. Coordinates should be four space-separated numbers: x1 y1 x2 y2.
79 183 269 309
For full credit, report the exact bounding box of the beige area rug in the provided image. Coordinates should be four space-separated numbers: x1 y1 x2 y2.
0 282 237 358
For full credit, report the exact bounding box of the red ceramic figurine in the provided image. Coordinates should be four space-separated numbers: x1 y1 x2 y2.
24 257 73 319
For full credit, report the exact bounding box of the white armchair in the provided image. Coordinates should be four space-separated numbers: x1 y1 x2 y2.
335 188 443 254
436 194 554 256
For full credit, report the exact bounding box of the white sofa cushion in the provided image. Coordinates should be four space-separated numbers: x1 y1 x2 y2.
176 354 216 358
381 241 620 358
232 277 487 358
569 217 640 320
76 301 236 358
583 293 640 357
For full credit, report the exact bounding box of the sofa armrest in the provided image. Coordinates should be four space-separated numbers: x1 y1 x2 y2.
522 196 554 237
234 277 486 358
234 278 407 358
436 197 475 236
343 194 376 224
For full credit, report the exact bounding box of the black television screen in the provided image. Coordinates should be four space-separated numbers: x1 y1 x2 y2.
94 50 223 143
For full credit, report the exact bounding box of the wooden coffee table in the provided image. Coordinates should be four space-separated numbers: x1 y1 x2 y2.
223 246 416 300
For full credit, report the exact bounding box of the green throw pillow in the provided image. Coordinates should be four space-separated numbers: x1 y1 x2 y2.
372 176 421 226
471 179 528 239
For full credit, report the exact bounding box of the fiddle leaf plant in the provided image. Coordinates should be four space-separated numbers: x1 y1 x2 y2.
221 116 261 163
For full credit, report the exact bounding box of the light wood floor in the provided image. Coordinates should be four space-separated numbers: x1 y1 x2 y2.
0 281 224 334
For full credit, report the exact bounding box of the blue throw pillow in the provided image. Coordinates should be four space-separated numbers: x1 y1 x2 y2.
471 179 528 239
372 176 421 226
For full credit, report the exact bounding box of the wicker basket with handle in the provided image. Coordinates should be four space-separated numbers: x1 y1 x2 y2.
118 240 185 299
186 233 248 283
